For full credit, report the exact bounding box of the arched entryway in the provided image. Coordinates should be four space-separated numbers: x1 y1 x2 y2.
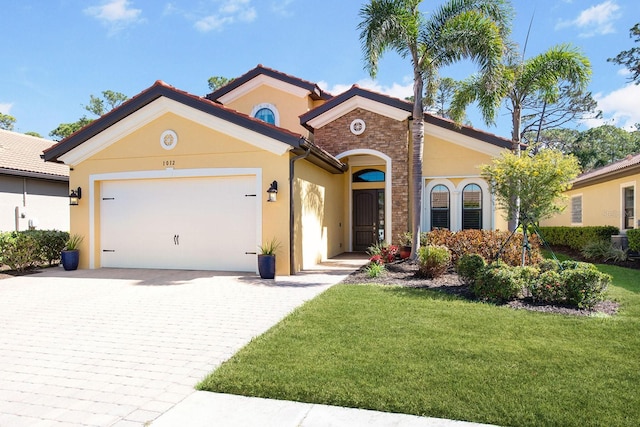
336 149 392 252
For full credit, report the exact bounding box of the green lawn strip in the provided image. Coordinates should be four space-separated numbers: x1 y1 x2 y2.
198 266 640 427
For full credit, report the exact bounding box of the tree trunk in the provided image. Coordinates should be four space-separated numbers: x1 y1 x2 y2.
410 73 425 261
509 103 522 232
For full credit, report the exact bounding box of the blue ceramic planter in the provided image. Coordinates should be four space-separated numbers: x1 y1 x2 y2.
61 250 79 271
258 254 276 279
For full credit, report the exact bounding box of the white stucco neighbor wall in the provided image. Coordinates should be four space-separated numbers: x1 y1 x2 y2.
0 176 69 232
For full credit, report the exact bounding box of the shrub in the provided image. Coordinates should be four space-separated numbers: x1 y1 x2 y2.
23 230 68 265
365 262 385 278
424 229 541 266
417 245 451 278
472 263 524 302
456 254 486 285
538 226 619 251
538 258 560 272
367 242 398 264
561 266 611 309
0 232 39 272
628 229 640 252
530 270 565 304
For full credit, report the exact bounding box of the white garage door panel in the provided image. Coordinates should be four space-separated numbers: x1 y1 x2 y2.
101 176 257 271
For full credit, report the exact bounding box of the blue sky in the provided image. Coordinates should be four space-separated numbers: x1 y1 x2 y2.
1 0 639 140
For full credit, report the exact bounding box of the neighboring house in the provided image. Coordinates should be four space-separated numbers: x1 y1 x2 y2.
543 153 639 232
0 129 69 232
43 65 511 274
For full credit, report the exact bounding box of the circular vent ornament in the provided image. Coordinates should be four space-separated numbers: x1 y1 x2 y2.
160 130 178 150
350 119 366 135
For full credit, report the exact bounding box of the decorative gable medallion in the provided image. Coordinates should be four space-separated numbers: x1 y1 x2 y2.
160 130 178 150
350 119 366 135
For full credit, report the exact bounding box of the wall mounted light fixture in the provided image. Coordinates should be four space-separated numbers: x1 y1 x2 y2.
267 181 278 202
69 187 82 206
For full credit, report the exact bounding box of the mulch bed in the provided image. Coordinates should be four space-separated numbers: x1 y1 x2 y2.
340 259 619 317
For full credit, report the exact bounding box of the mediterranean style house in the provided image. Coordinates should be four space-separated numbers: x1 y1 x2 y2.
542 152 639 232
43 65 512 275
0 129 69 232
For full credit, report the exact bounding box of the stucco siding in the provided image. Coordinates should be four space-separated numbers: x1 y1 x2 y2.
0 175 69 232
543 173 639 229
69 112 292 272
293 160 345 272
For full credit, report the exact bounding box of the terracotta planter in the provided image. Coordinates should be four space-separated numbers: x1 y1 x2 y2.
399 246 412 259
258 254 276 279
61 250 79 271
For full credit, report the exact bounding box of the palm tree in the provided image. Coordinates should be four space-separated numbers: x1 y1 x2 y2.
358 0 512 259
449 43 591 230
451 44 591 154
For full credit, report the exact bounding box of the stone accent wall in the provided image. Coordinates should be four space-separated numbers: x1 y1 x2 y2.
314 108 410 244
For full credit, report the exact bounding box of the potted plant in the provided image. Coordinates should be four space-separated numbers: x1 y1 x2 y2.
398 232 412 259
258 238 281 279
61 234 83 271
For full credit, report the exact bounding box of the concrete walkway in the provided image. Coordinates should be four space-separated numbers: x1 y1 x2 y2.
0 255 493 427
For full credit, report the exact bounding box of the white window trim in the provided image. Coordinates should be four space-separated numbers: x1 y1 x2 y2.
250 103 280 126
571 193 583 226
620 181 636 231
456 178 492 231
422 179 456 232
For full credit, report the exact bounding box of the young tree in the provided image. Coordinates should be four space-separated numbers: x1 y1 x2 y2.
50 91 128 141
608 23 640 85
0 113 16 131
480 149 581 265
208 76 232 92
358 0 511 259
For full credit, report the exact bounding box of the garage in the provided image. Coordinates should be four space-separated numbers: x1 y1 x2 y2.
100 175 258 271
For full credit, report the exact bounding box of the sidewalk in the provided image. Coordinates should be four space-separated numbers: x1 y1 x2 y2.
152 392 496 427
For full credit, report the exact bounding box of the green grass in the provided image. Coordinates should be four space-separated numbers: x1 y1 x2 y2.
198 264 640 427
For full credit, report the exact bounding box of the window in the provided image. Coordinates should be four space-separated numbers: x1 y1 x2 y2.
571 195 582 224
624 187 635 229
353 169 385 183
462 184 482 230
251 103 279 126
430 185 450 229
254 108 275 125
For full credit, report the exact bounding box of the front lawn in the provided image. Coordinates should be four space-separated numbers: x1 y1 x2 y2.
197 264 640 427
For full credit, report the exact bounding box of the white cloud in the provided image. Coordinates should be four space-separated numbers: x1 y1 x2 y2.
271 0 295 17
85 0 144 34
582 84 640 130
555 1 621 38
194 0 257 32
0 103 13 114
318 78 413 100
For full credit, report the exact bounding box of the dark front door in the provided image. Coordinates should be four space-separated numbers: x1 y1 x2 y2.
353 189 384 252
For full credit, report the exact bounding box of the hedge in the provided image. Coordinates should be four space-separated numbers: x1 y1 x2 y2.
537 226 619 250
628 229 640 252
0 230 68 272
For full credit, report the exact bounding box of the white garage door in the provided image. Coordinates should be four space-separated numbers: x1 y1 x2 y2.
100 176 258 271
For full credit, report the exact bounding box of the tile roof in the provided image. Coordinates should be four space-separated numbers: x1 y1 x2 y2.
0 129 69 180
574 152 640 185
206 64 332 102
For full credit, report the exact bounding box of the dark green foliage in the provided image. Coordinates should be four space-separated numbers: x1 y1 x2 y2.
456 253 486 285
560 262 611 309
529 270 564 303
627 229 640 252
472 263 524 302
23 230 69 265
538 226 619 250
0 232 38 272
417 245 451 278
0 230 69 271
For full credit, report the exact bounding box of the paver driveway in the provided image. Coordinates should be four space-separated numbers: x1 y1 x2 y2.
0 261 363 426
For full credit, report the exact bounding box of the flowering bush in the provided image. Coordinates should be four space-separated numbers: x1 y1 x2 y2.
367 242 398 264
472 263 524 302
529 270 564 303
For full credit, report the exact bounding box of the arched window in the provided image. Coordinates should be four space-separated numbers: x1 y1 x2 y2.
254 107 276 125
251 103 279 126
430 185 450 229
352 169 385 183
462 184 482 230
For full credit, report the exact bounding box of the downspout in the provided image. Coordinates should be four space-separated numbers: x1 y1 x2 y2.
289 142 311 276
